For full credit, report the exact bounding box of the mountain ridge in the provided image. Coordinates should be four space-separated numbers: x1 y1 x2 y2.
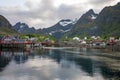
0 15 18 35
36 19 77 39
11 2 120 39
12 22 36 34
64 2 120 38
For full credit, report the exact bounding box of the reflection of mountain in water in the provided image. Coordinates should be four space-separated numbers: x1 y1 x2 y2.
38 49 94 75
0 51 12 71
38 48 120 79
14 52 29 64
0 49 29 72
0 48 120 79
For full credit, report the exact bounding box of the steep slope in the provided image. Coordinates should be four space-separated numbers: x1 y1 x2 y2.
0 15 17 35
96 2 120 36
65 9 99 37
13 22 36 34
39 19 77 39
77 9 98 24
65 2 120 38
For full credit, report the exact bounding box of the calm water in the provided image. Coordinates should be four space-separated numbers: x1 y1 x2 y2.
0 47 120 80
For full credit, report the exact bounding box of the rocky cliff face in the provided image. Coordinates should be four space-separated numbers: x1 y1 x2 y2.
13 22 36 34
77 9 98 24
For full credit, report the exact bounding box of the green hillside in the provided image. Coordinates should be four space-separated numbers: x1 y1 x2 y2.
96 2 120 36
0 27 18 35
0 15 18 35
64 2 120 38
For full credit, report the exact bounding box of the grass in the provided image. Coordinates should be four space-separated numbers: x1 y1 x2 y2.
0 27 18 35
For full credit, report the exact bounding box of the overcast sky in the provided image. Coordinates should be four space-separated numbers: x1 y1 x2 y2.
0 0 119 29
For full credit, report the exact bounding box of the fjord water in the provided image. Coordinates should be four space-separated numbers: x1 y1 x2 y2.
0 48 120 80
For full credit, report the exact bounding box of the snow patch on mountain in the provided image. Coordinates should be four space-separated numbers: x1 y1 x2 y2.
59 21 72 26
59 19 77 26
91 14 97 20
20 25 24 28
63 29 71 33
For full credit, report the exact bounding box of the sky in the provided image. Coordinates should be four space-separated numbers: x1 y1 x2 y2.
0 0 119 29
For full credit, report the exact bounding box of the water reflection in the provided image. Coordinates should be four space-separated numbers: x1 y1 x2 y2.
0 48 120 80
14 52 28 64
0 51 12 71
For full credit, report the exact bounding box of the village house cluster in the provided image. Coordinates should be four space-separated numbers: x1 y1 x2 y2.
0 35 55 48
61 36 120 49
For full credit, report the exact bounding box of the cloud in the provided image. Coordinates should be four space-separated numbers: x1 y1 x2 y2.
0 0 119 29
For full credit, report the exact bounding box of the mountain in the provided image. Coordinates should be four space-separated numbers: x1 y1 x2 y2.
65 9 99 37
65 2 120 38
0 15 17 35
13 22 36 34
96 2 120 36
77 9 98 24
39 19 77 39
7 2 120 38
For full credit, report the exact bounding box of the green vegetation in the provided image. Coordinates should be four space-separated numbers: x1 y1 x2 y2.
20 34 55 42
0 15 18 35
0 27 18 35
63 3 120 39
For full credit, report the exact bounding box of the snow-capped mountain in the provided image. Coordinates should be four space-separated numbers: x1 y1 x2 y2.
65 9 100 37
40 19 77 39
77 9 98 24
12 2 120 39
65 2 120 37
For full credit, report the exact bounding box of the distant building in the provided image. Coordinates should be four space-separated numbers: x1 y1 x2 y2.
91 36 96 39
73 37 80 41
91 36 101 40
109 37 115 40
84 37 87 40
81 40 87 44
